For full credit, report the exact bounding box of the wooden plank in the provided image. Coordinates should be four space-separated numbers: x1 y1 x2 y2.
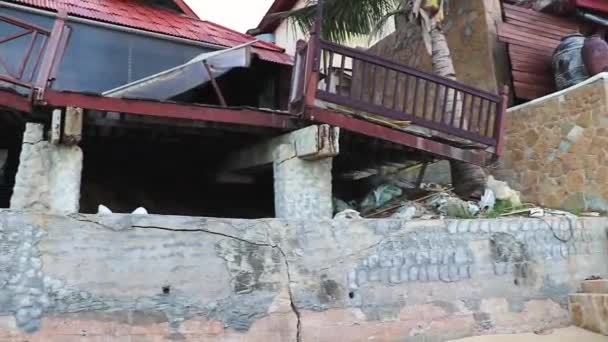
512 71 555 86
504 16 573 37
503 12 579 34
499 22 564 41
514 84 552 100
503 4 580 29
509 44 553 57
499 24 561 47
498 33 557 51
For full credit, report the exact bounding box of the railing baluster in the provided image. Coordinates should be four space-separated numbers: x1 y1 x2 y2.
381 68 390 107
432 84 441 123
450 89 458 127
325 51 334 92
476 97 484 134
412 78 420 116
441 85 449 125
350 57 358 99
402 75 410 113
369 64 377 104
459 93 468 130
338 54 346 96
360 61 369 101
392 73 400 110
484 98 493 137
422 80 430 119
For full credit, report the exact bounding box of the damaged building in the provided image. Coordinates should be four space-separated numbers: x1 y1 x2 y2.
0 0 506 219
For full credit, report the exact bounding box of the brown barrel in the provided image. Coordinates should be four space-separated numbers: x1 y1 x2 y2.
583 35 608 76
553 33 589 90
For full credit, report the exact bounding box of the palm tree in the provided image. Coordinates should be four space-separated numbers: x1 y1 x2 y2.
282 0 487 198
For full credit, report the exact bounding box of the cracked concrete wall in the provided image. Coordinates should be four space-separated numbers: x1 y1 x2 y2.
0 211 607 341
10 123 82 214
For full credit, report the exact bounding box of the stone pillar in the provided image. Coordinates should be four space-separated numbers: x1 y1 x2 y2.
272 126 339 219
10 121 83 214
273 144 334 219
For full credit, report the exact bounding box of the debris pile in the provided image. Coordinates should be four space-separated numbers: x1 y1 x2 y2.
333 176 595 220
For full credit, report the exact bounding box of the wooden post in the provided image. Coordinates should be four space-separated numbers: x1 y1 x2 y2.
494 85 510 157
203 60 228 107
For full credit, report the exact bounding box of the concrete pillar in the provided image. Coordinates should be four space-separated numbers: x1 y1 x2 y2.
273 144 334 219
10 122 83 214
222 124 339 219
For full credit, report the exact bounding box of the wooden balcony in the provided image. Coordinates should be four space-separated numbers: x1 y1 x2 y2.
290 36 508 165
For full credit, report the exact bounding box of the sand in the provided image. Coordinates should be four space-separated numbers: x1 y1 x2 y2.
449 327 608 342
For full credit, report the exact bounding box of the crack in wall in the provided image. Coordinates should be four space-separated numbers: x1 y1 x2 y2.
131 223 303 342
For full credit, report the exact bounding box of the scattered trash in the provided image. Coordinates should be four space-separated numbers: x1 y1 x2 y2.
97 205 113 216
360 184 403 213
333 197 355 214
479 189 496 211
580 212 601 217
390 206 417 220
334 209 362 219
487 176 522 208
529 208 545 217
132 207 149 215
445 198 479 218
534 328 554 335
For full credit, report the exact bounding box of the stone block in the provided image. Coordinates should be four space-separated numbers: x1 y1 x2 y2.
581 280 608 294
569 293 608 335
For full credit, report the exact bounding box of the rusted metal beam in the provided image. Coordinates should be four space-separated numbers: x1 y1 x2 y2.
42 90 297 129
306 107 490 165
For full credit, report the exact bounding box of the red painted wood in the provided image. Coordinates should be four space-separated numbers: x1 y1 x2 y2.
0 88 31 112
42 90 297 129
498 3 585 100
576 0 608 13
305 107 490 165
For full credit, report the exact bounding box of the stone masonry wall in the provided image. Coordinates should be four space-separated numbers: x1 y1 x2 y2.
495 74 608 212
0 211 606 341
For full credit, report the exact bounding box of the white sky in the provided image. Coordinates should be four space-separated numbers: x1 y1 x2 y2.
186 0 275 33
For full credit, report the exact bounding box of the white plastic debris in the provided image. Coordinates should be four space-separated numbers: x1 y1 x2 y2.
530 208 545 217
97 205 113 216
131 207 149 215
467 202 481 216
334 209 362 219
479 189 496 211
391 206 417 220
487 176 522 207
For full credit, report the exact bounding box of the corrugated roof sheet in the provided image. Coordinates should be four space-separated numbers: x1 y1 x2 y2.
8 0 293 65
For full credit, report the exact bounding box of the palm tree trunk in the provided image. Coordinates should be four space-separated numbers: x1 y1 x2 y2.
429 25 486 198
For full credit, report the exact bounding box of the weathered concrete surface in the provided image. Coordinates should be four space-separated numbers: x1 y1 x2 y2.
0 211 606 341
10 123 82 214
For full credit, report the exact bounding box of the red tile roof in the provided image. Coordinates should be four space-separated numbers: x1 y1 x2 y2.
254 0 299 34
9 0 293 65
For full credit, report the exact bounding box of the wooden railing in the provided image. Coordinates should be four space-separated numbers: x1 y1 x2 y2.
0 13 70 99
0 15 50 90
291 37 509 153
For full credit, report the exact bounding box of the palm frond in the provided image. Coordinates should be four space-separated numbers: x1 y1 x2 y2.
276 0 401 43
